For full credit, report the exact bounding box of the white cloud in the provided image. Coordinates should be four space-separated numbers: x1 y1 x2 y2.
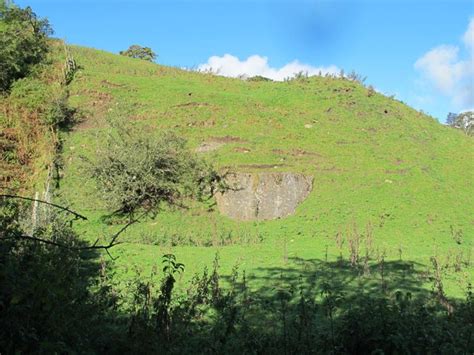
197 54 339 81
414 45 466 94
414 18 474 110
463 17 474 50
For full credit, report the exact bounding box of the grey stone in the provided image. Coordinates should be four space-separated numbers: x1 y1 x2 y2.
215 172 313 220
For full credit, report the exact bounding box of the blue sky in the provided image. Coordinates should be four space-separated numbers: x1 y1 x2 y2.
17 0 474 121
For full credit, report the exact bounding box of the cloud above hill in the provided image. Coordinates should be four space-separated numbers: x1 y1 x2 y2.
197 54 339 81
415 18 474 110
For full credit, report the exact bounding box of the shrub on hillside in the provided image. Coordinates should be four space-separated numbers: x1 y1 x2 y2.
247 75 273 82
85 117 224 217
0 0 52 92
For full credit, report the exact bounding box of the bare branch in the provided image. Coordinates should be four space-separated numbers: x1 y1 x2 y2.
0 194 88 221
104 212 145 249
0 197 152 259
5 212 147 259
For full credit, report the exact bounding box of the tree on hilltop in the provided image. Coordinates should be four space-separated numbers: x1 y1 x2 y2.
119 44 157 62
446 111 473 136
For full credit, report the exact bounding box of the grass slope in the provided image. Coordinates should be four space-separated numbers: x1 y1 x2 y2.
58 45 473 297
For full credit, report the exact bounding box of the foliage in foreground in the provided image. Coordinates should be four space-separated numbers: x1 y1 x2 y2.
0 201 473 354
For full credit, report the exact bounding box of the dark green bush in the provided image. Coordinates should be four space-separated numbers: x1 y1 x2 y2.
119 45 156 62
0 201 112 353
248 75 273 82
0 0 52 92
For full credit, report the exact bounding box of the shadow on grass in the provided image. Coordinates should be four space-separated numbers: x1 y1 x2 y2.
1 201 472 355
248 256 431 303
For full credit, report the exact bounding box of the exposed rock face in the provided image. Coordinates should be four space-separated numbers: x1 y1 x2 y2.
215 172 313 220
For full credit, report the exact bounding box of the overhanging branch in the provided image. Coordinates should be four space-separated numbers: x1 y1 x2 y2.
0 194 88 221
0 195 149 258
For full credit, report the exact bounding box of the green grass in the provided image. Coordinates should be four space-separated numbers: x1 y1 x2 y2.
56 45 473 298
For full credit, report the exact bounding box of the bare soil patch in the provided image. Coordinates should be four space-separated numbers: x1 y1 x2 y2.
173 102 211 108
209 135 247 143
237 163 286 169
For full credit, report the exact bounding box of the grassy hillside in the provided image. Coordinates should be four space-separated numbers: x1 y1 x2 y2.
57 45 473 297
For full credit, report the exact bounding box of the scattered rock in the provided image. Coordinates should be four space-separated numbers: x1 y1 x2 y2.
233 147 251 153
237 164 286 169
195 135 247 153
385 168 409 175
272 148 322 158
100 79 125 88
187 119 215 127
195 141 224 153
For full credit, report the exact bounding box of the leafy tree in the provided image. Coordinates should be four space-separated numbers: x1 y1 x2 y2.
446 112 458 126
85 117 223 217
0 0 52 92
119 44 157 62
446 111 474 136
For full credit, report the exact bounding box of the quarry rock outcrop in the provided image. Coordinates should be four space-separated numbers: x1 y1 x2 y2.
215 172 313 220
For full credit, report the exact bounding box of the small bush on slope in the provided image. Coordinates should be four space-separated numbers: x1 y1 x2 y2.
84 117 225 218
